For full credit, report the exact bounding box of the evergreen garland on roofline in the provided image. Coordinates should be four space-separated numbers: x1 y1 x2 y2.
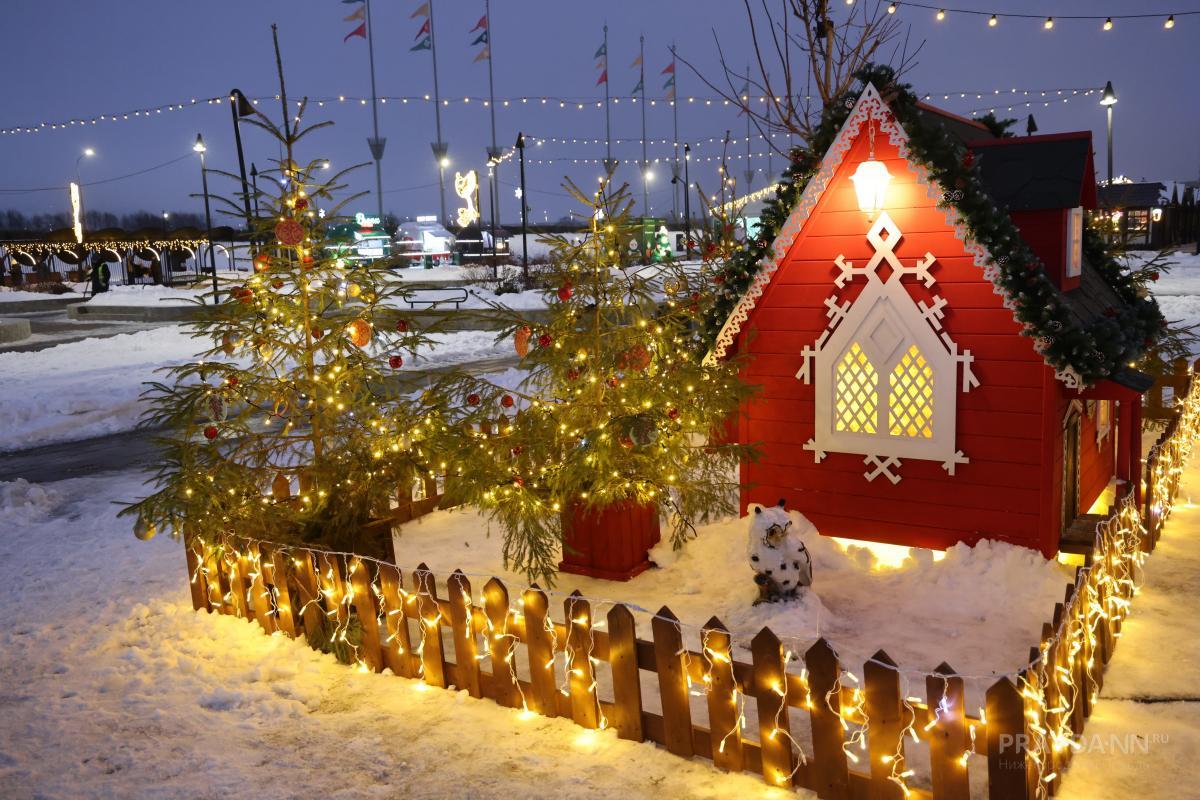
705 64 1166 386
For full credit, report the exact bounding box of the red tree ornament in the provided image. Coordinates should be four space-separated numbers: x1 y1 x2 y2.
395 319 410 333
345 319 372 348
389 355 404 369
294 197 309 211
467 393 481 406
203 425 219 440
667 407 680 420
557 282 574 302
274 218 306 247
500 394 515 408
253 252 271 272
537 333 553 348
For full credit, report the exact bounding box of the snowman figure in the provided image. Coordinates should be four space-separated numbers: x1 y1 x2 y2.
747 499 814 605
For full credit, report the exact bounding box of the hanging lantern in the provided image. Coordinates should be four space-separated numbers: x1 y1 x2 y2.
849 115 892 217
850 159 891 217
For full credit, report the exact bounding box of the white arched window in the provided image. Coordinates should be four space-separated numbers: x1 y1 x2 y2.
799 213 978 483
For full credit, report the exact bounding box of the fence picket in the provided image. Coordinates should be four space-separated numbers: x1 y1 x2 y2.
564 592 601 729
806 637 849 799
317 552 348 627
378 564 414 677
864 649 905 800
607 604 644 742
484 577 520 707
226 541 250 618
448 571 482 697
246 543 276 635
202 542 225 613
414 563 447 688
349 558 384 672
986 677 1031 800
183 538 210 612
702 617 743 772
926 662 970 800
522 586 559 717
293 551 324 647
751 628 797 789
651 606 694 757
262 544 296 638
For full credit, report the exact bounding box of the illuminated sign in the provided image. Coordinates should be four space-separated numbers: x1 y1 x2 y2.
355 212 381 227
69 182 83 244
454 170 480 228
415 215 438 223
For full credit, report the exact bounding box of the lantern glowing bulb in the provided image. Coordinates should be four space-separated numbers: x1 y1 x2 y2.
1103 17 1113 31
850 158 892 217
936 9 945 20
1044 17 1053 30
1164 15 1174 29
988 14 998 27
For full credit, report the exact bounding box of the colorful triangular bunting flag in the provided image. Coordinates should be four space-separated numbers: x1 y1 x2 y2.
344 22 367 42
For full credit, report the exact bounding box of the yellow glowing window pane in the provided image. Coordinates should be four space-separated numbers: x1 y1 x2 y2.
889 345 934 438
836 343 878 434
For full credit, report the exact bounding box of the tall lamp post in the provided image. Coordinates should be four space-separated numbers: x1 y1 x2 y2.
74 147 94 240
515 132 529 286
194 134 219 302
249 163 261 219
1100 81 1117 186
161 211 172 286
682 143 692 259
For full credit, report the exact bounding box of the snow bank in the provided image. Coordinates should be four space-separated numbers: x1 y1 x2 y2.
0 326 516 453
82 284 207 307
0 470 794 799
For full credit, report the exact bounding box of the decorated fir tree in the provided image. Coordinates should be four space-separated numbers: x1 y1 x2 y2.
123 42 440 557
432 177 756 584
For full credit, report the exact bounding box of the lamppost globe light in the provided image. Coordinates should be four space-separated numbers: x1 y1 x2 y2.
193 134 207 153
83 147 95 157
1100 81 1117 106
440 157 450 168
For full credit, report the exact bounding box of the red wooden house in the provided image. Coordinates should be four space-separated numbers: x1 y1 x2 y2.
710 84 1152 558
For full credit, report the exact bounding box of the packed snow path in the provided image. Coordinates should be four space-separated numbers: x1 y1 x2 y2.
1058 470 1200 798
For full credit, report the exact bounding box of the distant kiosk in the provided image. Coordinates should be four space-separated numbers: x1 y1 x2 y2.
395 215 456 268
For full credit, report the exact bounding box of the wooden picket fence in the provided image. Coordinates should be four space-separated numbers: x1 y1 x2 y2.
181 366 1200 800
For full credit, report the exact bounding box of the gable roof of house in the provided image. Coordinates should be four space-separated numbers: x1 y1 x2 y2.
706 81 1161 389
1097 181 1166 209
967 132 1098 211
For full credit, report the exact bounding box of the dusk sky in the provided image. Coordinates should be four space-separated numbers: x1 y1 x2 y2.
2 0 1197 225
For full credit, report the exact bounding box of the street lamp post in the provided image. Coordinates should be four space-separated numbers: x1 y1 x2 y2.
1100 81 1117 186
249 163 261 219
74 147 94 239
161 211 172 286
516 132 529 287
194 134 219 302
683 143 692 259
228 89 254 228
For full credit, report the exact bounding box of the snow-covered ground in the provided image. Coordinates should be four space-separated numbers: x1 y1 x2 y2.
1134 249 1200 350
2 454 1198 798
0 326 513 452
1058 468 1200 798
0 471 791 800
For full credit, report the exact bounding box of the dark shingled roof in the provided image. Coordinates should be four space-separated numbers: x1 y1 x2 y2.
967 133 1095 211
1097 182 1166 210
914 103 997 145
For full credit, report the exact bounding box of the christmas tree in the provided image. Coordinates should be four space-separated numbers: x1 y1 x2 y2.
432 176 756 583
123 34 440 557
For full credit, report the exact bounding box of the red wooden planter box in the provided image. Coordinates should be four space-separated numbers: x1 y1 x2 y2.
559 499 660 581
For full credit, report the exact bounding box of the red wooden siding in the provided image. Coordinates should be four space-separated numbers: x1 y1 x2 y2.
737 130 1057 555
1011 209 1075 292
